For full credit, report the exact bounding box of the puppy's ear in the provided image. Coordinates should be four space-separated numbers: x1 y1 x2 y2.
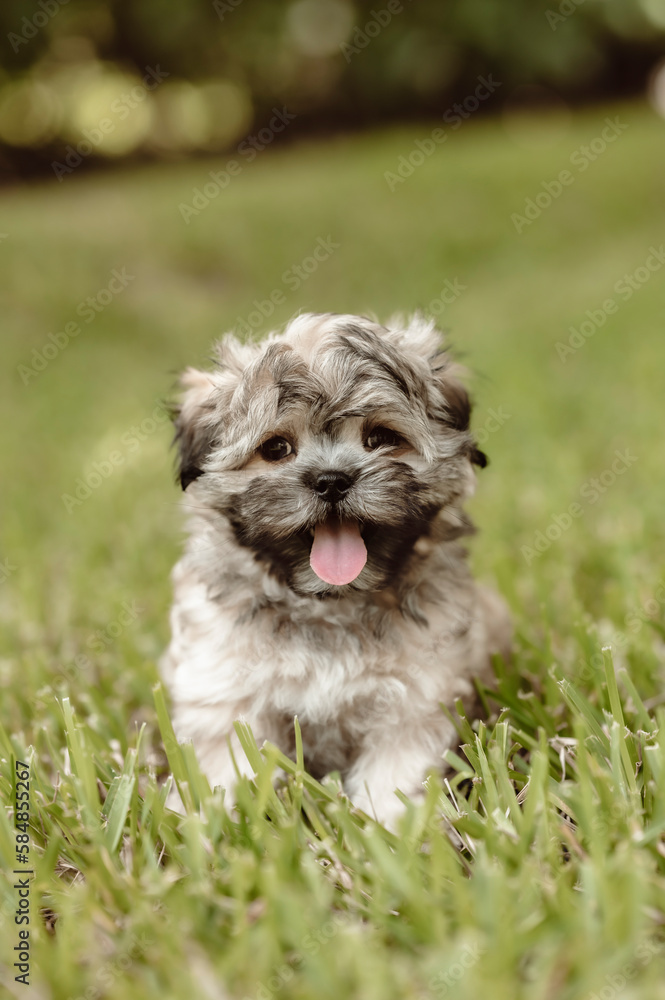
470 446 488 468
171 368 219 490
437 367 471 431
383 314 489 468
432 360 489 469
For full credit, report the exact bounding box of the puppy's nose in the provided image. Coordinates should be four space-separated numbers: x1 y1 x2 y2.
313 471 355 504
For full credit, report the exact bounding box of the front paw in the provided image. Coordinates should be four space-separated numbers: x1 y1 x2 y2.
348 785 423 831
164 777 187 815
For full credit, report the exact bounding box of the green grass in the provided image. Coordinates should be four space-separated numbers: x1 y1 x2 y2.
2 101 665 999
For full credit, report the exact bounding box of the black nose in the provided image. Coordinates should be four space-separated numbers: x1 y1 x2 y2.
313 471 355 504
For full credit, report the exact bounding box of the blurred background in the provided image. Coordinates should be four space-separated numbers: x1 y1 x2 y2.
1 0 665 175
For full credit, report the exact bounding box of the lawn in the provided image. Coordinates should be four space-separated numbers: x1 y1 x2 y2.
2 100 665 999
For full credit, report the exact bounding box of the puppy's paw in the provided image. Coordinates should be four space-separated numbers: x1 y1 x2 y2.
164 777 186 815
349 785 424 832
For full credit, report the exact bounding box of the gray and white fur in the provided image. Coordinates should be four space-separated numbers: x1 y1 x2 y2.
162 312 511 827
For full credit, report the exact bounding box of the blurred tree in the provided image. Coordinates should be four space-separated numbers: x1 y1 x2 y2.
0 0 663 176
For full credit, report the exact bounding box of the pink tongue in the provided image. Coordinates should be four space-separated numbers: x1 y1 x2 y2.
310 520 367 586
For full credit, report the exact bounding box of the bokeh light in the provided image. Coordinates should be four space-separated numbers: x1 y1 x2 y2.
286 0 354 57
648 57 665 114
63 64 155 156
0 79 60 147
0 0 662 170
639 0 665 30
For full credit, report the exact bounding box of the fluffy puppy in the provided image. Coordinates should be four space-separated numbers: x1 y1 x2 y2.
161 312 510 827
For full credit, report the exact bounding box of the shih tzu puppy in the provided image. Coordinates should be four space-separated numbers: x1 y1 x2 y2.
161 312 510 827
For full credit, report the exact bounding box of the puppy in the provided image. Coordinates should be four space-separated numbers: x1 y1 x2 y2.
161 312 510 827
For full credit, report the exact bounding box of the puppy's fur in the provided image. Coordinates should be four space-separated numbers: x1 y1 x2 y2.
162 312 510 826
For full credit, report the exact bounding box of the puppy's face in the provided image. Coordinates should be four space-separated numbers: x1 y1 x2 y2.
173 314 486 596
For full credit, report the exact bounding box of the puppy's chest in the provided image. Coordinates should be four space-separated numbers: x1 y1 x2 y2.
252 610 436 720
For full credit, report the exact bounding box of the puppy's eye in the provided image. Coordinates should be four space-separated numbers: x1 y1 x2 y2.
364 426 405 450
259 436 294 462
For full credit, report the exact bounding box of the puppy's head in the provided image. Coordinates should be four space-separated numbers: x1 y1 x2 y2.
172 313 486 596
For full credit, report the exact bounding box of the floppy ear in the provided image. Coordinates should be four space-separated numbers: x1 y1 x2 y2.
470 445 488 468
431 359 488 469
383 314 489 469
171 368 220 490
